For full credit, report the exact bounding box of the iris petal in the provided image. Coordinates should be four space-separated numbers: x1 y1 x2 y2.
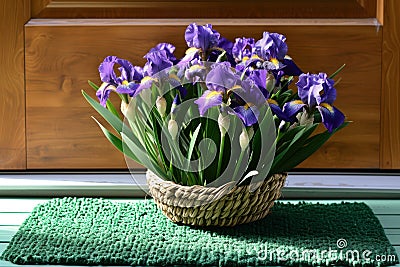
194 90 223 116
233 105 260 127
297 72 337 108
283 100 306 118
249 70 270 99
96 83 116 107
148 43 176 62
98 56 118 84
282 57 303 76
232 37 255 62
254 32 288 61
116 83 141 97
317 103 345 132
185 23 220 52
144 50 173 76
268 99 290 122
206 62 237 92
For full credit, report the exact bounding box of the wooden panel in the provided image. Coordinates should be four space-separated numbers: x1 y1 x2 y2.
31 0 375 19
356 0 378 17
25 19 381 169
0 0 30 169
381 0 400 169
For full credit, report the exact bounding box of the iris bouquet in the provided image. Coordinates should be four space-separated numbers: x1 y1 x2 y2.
83 23 348 225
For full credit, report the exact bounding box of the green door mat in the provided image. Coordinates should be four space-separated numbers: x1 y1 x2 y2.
1 198 398 266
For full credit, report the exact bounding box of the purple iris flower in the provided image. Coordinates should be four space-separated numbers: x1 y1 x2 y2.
283 72 345 132
141 46 179 95
233 105 260 127
168 73 187 98
208 37 236 65
185 64 207 83
232 37 255 62
97 56 144 106
249 69 270 99
206 62 237 92
143 50 173 76
254 32 288 62
218 37 234 53
297 73 336 107
267 98 302 123
267 99 290 122
195 62 239 115
148 43 177 63
114 58 142 83
231 79 265 126
317 104 345 132
194 90 224 116
185 23 220 52
99 56 118 84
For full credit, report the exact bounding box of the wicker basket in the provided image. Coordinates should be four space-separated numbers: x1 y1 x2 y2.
147 170 287 227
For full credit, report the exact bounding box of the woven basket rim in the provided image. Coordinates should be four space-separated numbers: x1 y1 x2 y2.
146 169 288 189
146 170 288 195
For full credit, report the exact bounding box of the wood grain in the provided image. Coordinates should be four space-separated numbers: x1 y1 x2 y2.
25 19 381 169
31 0 374 19
356 0 378 17
0 0 30 169
377 0 384 24
380 0 400 169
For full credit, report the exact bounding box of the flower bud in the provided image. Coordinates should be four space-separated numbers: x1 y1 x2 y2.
171 94 180 115
218 113 230 136
247 127 254 140
266 73 276 92
296 112 314 126
168 119 178 140
239 129 249 151
120 101 129 117
156 96 167 117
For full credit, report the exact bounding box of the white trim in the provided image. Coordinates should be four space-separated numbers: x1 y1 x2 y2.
26 18 379 27
1 173 400 198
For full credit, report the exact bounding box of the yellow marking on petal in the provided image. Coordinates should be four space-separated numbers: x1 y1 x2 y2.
186 47 199 55
291 100 304 105
267 99 278 105
244 102 254 110
122 80 129 85
251 55 261 60
320 103 334 112
206 91 222 99
227 85 242 96
169 73 180 81
230 85 242 91
271 58 279 67
140 76 157 84
242 56 250 62
189 64 205 71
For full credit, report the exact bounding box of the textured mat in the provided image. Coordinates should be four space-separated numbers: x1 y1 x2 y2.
1 198 398 266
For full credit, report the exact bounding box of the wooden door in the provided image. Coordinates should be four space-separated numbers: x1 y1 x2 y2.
1 0 400 171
